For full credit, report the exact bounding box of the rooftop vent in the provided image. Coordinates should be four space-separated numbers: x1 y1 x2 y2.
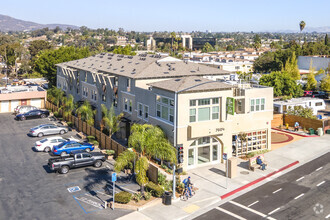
117 59 122 61
136 62 139 65
121 66 124 68
175 79 181 81
195 79 202 82
164 72 169 74
190 71 196 73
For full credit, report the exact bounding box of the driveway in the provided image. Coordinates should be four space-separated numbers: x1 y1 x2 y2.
0 113 135 220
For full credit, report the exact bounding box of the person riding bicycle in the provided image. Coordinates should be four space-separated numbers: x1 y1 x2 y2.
183 176 193 197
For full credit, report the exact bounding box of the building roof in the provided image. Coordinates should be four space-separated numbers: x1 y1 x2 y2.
148 76 233 93
274 97 324 105
56 53 231 80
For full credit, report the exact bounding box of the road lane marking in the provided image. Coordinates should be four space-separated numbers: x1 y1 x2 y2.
294 193 304 200
315 167 323 171
325 213 330 219
215 207 247 220
272 188 282 194
229 201 276 220
317 181 325 187
247 200 259 207
296 177 304 181
268 207 280 215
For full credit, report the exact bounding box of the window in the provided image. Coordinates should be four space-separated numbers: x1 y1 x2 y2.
315 102 323 106
198 107 210 121
198 99 210 106
156 95 174 123
76 154 82 159
91 90 97 101
212 98 219 104
129 100 132 112
83 87 88 97
250 98 265 112
124 98 128 111
190 109 196 122
126 78 130 87
212 106 219 119
190 100 196 106
144 106 149 120
114 77 118 86
138 103 143 117
102 94 106 102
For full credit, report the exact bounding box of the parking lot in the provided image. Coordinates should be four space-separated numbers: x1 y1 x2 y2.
0 113 136 219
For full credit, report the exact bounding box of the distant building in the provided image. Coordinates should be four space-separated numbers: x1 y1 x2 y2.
273 98 326 115
0 85 47 113
298 56 330 71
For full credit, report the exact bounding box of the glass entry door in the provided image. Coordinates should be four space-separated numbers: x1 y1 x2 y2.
188 148 195 167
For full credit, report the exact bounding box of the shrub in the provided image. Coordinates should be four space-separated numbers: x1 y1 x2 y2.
115 191 132 204
67 121 73 128
106 150 115 155
158 172 167 186
53 111 60 118
246 149 270 158
91 140 99 146
145 182 165 198
144 191 151 201
132 192 143 202
87 136 96 142
160 164 167 170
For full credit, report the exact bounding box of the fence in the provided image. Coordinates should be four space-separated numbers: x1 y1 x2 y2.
284 114 324 130
45 101 159 182
271 114 284 128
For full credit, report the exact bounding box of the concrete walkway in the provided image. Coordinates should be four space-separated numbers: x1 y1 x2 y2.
117 135 330 220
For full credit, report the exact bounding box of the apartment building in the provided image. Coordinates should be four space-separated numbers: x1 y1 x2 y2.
56 53 273 170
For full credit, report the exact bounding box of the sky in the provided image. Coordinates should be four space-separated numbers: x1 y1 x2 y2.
1 0 330 32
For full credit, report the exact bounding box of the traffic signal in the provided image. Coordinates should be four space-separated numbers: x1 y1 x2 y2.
176 144 184 164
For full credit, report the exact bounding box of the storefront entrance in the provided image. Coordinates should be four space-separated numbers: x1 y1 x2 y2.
188 136 222 169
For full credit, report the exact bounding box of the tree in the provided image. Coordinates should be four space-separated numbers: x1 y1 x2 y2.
202 42 214 53
60 94 75 119
253 34 261 51
34 46 90 87
115 124 177 193
306 62 317 91
325 34 329 46
299 21 306 32
287 106 316 119
77 100 95 126
170 32 176 51
284 52 300 80
112 45 136 55
28 40 52 61
259 71 303 97
47 87 64 108
320 74 330 91
101 104 123 136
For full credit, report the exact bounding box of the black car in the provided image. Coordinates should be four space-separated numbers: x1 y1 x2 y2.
15 109 50 121
312 91 329 99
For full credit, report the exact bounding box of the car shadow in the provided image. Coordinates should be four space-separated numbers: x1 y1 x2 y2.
42 165 53 174
31 147 38 152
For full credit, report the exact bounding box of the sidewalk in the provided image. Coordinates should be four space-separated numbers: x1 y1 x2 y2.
117 135 330 220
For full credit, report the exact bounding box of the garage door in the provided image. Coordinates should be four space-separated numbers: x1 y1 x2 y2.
30 99 42 108
11 100 19 112
1 101 9 113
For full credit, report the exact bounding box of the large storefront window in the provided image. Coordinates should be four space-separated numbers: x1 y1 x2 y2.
232 129 267 156
188 137 221 167
189 97 220 123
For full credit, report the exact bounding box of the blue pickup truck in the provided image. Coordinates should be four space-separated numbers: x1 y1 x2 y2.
52 141 94 156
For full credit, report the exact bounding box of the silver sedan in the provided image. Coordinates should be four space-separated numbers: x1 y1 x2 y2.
29 124 69 137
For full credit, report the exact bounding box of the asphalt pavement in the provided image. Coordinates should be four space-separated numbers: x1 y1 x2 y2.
0 113 136 220
194 152 330 220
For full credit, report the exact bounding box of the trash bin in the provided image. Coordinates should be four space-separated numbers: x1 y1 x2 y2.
162 191 172 205
317 128 323 136
326 129 330 134
309 128 315 135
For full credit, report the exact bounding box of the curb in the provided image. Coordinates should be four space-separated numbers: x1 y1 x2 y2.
272 128 319 137
220 160 299 200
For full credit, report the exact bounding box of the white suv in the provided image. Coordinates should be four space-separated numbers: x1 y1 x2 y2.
34 136 81 152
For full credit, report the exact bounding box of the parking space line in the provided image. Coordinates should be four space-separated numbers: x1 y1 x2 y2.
215 207 247 220
272 188 282 194
73 196 88 214
294 193 304 200
296 177 304 182
268 207 280 215
247 200 259 207
229 201 276 220
325 213 330 219
317 181 325 187
315 167 323 171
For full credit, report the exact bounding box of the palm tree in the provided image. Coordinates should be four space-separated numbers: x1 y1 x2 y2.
170 32 176 51
47 87 64 108
101 104 123 137
114 124 177 193
77 100 95 126
60 94 75 120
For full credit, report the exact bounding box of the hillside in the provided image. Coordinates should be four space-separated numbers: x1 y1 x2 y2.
0 14 79 32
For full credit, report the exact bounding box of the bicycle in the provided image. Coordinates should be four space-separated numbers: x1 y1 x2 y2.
180 185 196 201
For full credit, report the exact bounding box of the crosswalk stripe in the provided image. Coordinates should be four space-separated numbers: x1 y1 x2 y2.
215 207 247 220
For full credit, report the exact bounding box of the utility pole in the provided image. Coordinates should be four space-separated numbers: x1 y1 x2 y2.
172 164 176 199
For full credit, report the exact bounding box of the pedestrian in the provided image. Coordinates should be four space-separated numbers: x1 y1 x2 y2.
256 156 267 171
294 122 300 132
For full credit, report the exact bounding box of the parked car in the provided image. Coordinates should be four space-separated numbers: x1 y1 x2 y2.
52 141 94 156
14 105 38 115
34 136 81 152
312 91 329 99
29 124 68 137
303 91 313 97
48 151 106 174
16 109 50 121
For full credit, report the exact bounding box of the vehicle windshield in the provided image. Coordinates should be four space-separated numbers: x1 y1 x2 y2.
57 142 67 148
40 138 48 143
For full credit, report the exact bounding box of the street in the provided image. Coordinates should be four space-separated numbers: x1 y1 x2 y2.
0 113 136 220
194 152 330 220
